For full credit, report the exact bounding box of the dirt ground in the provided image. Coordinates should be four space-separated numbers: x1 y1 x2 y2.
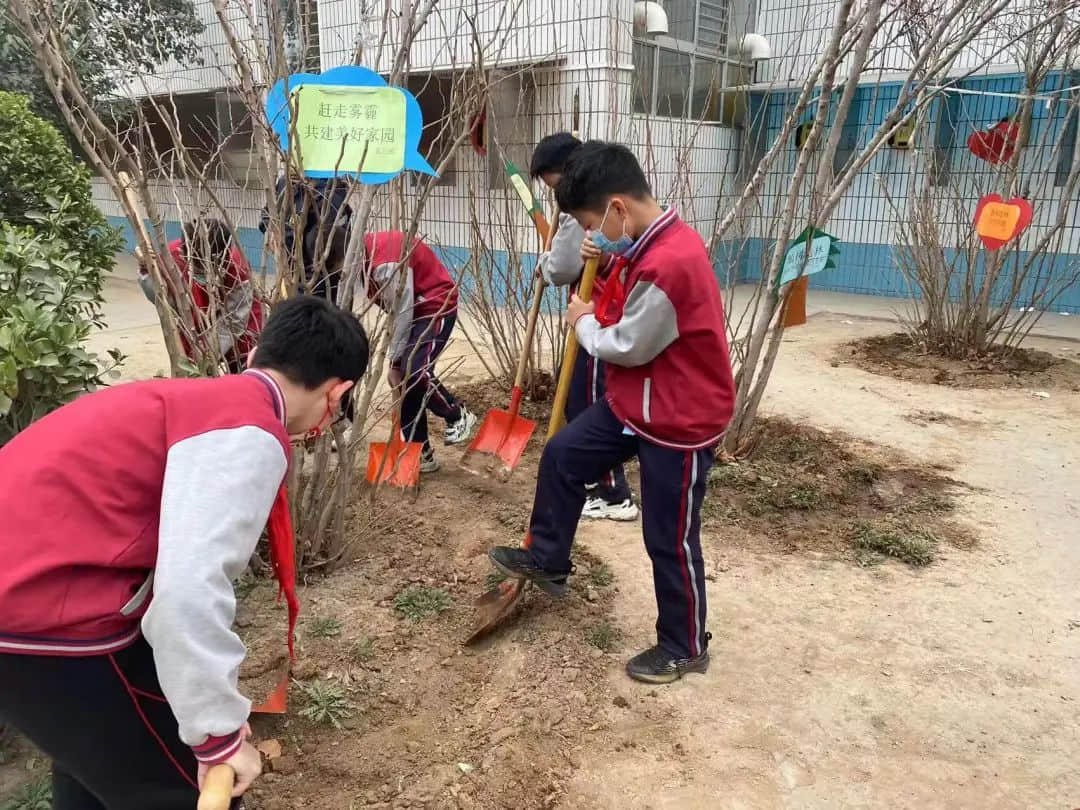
4 286 1080 809
567 315 1080 809
232 460 622 810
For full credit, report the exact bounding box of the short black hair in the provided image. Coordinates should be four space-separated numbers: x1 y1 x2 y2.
252 296 369 389
183 218 233 258
529 132 582 178
554 141 652 215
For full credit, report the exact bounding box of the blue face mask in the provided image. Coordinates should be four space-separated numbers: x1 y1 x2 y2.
590 203 635 256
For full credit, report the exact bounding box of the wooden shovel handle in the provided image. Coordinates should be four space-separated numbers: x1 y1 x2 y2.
547 256 601 439
510 209 561 394
116 171 155 256
197 764 235 810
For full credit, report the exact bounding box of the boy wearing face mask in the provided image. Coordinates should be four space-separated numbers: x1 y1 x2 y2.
488 141 735 684
529 132 639 523
0 296 368 808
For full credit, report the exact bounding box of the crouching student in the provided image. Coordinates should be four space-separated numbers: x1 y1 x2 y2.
0 296 369 808
530 132 638 522
347 230 476 472
138 217 264 374
490 142 736 684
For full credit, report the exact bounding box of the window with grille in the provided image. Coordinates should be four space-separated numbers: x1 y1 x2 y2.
632 0 743 125
661 0 730 48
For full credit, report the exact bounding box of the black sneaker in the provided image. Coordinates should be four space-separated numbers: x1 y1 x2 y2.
488 546 572 598
625 637 711 685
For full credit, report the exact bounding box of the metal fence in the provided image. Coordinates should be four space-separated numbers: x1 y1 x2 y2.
91 0 1080 314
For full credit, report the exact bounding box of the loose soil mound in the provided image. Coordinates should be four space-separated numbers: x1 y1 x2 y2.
703 417 973 567
839 333 1080 390
234 442 625 810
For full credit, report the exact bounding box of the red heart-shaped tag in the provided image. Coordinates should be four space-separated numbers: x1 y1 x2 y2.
973 194 1033 250
968 120 1020 165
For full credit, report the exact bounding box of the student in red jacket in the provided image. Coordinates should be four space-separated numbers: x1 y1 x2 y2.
489 141 735 684
350 230 476 472
138 218 265 374
0 296 369 808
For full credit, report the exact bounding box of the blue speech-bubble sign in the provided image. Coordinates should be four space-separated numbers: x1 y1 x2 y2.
265 64 436 184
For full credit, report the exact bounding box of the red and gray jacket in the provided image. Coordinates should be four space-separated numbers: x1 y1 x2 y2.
359 231 458 364
0 371 291 764
139 239 264 364
574 208 735 450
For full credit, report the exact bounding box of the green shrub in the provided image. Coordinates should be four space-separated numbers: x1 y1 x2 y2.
0 92 120 275
0 91 122 444
0 224 122 443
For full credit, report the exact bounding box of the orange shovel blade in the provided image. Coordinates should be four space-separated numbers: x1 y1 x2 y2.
251 669 289 714
366 438 422 488
462 408 537 475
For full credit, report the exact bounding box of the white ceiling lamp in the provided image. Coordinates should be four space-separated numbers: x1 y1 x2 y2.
634 2 669 37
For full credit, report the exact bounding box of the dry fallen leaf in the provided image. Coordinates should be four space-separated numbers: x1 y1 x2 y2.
257 739 283 760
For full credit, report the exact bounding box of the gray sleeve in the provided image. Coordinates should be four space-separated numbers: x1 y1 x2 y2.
138 273 156 303
369 261 414 365
541 213 586 287
575 281 680 367
215 281 255 357
142 426 288 750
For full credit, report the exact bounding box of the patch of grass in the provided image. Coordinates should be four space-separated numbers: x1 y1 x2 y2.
394 585 453 622
769 433 818 464
1 775 51 810
584 621 622 652
745 491 774 516
308 616 344 639
588 562 615 588
297 680 354 729
845 461 884 485
701 498 741 523
901 492 954 515
852 521 938 567
784 485 824 510
484 571 507 590
350 637 374 664
747 484 825 514
708 463 751 488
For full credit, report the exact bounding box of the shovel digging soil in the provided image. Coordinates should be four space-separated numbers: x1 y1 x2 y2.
460 213 559 480
465 257 602 644
366 410 422 490
251 667 289 714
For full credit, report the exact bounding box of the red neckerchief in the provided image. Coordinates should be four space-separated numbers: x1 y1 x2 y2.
267 483 299 660
594 256 629 327
247 370 300 660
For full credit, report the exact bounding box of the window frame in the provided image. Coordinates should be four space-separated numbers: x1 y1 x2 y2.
631 0 743 124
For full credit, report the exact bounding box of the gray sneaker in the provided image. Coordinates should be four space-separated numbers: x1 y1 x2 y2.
420 448 441 474
444 407 477 445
